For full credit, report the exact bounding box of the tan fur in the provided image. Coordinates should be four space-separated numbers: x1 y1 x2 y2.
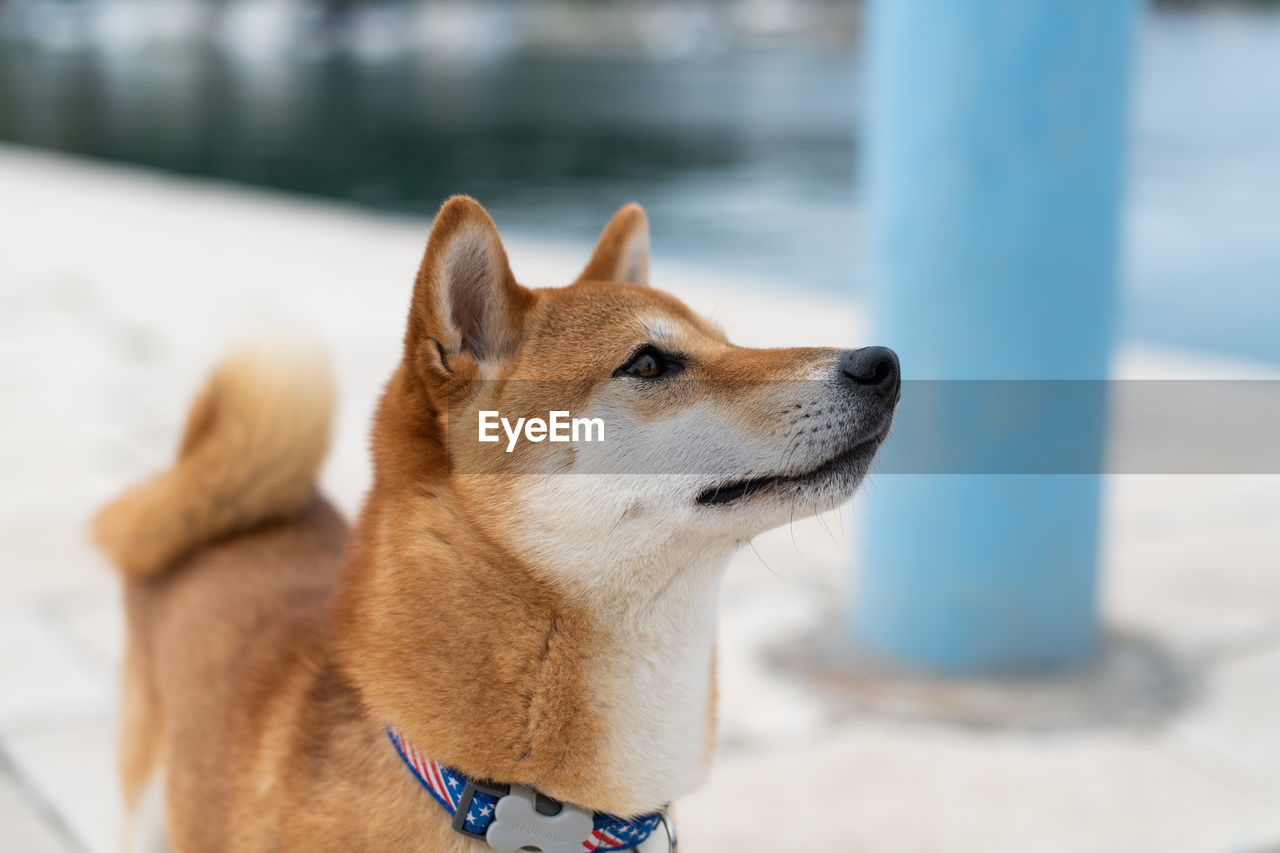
577 202 650 286
98 197 894 852
94 340 333 578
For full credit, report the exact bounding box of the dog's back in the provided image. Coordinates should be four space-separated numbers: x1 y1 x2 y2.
95 342 350 850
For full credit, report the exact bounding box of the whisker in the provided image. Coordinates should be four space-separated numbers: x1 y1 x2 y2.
747 539 784 579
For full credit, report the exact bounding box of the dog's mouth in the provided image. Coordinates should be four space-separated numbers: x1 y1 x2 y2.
696 427 889 507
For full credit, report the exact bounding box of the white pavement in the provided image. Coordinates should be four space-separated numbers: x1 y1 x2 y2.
2 145 1278 852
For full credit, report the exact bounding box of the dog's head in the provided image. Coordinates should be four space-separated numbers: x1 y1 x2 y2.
348 196 899 810
380 196 898 593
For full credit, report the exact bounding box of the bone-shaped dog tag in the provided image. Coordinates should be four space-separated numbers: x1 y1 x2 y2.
484 784 594 853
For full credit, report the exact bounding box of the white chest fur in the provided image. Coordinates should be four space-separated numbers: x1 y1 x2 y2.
506 477 733 812
583 560 724 812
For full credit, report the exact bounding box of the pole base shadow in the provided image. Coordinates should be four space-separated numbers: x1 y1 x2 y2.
768 615 1196 731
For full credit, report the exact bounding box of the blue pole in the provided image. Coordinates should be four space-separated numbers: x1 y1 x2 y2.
857 0 1140 670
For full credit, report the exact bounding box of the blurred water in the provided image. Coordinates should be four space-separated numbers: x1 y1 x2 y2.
1126 11 1280 363
1 10 1276 361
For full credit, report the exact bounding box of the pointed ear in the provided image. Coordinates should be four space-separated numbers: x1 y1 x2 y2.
576 203 650 286
407 196 530 373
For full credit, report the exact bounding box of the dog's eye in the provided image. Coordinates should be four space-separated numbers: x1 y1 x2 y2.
616 346 679 379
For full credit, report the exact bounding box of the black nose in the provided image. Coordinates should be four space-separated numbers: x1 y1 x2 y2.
839 346 900 401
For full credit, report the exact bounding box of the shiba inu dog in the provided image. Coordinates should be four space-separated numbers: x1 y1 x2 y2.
94 197 899 852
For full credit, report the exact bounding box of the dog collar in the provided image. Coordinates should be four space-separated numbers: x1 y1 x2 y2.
388 727 671 852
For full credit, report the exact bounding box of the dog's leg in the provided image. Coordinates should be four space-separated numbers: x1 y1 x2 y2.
120 639 170 853
125 770 171 853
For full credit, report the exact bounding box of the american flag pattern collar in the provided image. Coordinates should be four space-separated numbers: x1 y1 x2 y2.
387 726 665 851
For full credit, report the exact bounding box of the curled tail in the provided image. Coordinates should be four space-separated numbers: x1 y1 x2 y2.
94 339 334 579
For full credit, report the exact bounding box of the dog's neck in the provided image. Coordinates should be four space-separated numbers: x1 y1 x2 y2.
334 481 728 818
577 549 727 811
482 478 736 813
